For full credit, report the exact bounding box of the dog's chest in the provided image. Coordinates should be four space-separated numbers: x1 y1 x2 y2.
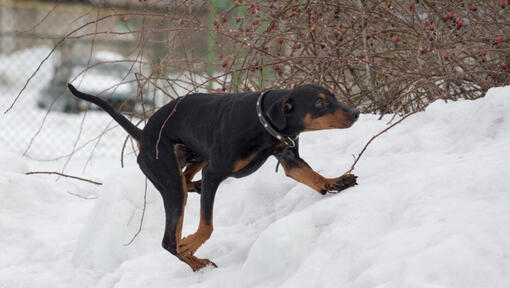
231 151 271 178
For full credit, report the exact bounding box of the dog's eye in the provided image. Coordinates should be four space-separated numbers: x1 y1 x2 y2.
314 99 328 109
283 102 293 112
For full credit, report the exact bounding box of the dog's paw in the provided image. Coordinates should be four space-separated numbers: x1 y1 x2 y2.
326 174 358 194
179 254 217 272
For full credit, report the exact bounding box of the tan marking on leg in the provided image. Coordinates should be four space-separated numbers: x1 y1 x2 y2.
173 149 215 271
282 164 327 193
187 180 202 191
282 162 345 194
183 161 207 182
183 161 206 192
174 144 188 168
173 146 188 244
232 153 256 173
318 92 326 99
178 208 213 256
179 254 217 272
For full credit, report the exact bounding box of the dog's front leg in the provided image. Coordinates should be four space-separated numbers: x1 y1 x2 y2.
277 148 357 194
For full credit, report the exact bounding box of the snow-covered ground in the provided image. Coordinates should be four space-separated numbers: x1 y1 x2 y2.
1 86 510 288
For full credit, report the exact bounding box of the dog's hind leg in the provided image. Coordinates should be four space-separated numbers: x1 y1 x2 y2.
137 145 215 272
178 166 224 258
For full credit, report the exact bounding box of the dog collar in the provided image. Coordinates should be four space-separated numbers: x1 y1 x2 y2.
256 91 298 148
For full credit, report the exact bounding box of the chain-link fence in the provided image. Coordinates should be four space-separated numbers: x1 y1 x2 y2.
2 0 509 160
0 0 166 160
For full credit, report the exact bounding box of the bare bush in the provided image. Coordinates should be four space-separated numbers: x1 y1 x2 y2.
180 0 510 116
10 0 510 118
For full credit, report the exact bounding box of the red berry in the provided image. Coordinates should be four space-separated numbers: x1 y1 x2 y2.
236 16 241 23
470 4 477 11
249 65 255 72
274 65 282 76
252 19 260 26
501 0 506 8
293 42 302 49
409 1 414 9
444 11 453 20
277 37 284 44
494 36 503 43
310 26 316 32
502 62 508 69
497 42 502 48
394 35 400 42
366 31 372 39
441 52 447 60
491 72 498 78
456 18 463 29
337 23 343 29
222 60 228 67
429 24 435 31
269 1 275 8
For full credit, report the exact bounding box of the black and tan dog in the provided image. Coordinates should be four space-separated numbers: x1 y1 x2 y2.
67 83 359 271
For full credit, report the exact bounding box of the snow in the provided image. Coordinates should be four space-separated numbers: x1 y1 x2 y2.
1 86 510 287
0 46 135 158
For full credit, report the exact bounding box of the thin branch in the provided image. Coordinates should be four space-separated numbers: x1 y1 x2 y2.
26 171 102 185
345 101 435 175
124 177 148 246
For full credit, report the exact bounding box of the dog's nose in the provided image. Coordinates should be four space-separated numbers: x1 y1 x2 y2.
349 109 360 122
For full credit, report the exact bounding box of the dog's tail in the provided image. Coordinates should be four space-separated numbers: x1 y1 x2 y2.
67 83 142 141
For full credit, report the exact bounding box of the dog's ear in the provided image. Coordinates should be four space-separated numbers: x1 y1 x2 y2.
266 97 291 130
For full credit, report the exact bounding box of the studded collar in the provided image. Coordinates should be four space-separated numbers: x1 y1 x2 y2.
256 90 299 148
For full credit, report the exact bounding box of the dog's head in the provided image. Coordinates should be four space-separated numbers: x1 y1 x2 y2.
266 84 359 134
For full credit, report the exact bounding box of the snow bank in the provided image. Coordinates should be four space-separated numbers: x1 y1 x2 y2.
1 86 510 288
0 152 97 288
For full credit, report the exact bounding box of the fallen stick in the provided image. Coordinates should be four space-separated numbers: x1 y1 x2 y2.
26 171 102 185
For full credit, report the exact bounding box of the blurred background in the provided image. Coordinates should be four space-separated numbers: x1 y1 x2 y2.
0 0 509 161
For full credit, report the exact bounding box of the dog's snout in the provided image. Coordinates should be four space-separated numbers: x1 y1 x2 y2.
349 109 360 122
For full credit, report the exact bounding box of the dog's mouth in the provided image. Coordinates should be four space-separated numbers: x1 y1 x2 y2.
303 110 357 131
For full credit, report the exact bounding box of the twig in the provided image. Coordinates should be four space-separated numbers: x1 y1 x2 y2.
155 97 182 159
26 171 102 185
124 177 148 246
345 104 430 175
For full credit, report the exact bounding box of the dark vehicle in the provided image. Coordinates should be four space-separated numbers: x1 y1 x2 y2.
37 52 152 115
